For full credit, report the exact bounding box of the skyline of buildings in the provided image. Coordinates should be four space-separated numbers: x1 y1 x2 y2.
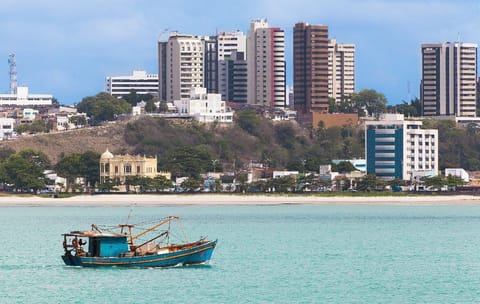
102 19 479 122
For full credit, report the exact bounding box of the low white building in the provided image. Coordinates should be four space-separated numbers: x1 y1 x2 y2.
0 117 15 140
55 112 87 131
22 108 39 121
445 168 469 183
0 86 52 106
174 87 233 123
105 70 159 98
273 171 299 178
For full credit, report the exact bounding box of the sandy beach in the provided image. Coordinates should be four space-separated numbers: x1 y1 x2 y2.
1 193 480 206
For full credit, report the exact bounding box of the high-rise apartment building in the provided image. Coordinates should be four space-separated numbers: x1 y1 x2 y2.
328 39 355 103
365 114 438 181
158 32 205 102
205 31 246 97
247 19 286 109
421 42 478 117
220 51 248 103
293 22 329 123
105 70 159 98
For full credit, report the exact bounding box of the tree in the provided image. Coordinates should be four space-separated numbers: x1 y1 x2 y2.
269 175 296 193
76 92 132 124
79 151 100 191
237 110 261 136
420 175 445 190
54 151 99 192
0 152 47 192
144 100 157 113
331 161 356 173
152 175 173 192
351 89 387 117
97 177 119 193
356 174 385 192
445 175 466 188
122 91 154 106
180 177 201 192
54 154 82 192
164 146 216 179
69 115 87 128
0 147 15 162
158 101 169 113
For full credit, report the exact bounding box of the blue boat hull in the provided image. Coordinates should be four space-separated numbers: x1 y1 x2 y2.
62 240 217 268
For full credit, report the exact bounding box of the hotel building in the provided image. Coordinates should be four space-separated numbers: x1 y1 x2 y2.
365 114 438 181
421 42 477 117
247 19 286 109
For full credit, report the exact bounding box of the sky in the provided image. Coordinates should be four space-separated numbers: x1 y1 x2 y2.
0 0 479 105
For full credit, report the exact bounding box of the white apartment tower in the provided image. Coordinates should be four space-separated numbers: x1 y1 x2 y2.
421 42 478 117
328 39 355 103
247 19 286 108
158 33 205 102
217 31 246 61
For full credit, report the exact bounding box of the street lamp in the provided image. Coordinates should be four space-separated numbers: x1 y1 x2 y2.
212 159 218 174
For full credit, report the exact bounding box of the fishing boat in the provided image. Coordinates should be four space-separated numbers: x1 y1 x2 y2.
61 215 217 267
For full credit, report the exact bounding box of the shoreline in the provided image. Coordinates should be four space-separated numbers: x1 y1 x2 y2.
1 193 480 206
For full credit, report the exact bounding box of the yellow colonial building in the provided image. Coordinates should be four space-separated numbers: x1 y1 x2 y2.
99 149 171 191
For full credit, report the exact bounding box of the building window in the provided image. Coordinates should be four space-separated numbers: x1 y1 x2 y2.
125 165 132 174
137 166 141 173
115 166 119 174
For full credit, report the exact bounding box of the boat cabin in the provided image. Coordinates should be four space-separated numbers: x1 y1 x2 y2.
63 231 129 258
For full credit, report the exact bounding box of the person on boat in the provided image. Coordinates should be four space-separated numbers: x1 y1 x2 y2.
79 239 86 246
72 237 79 249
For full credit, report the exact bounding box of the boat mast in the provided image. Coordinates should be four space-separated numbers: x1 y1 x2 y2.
132 216 179 241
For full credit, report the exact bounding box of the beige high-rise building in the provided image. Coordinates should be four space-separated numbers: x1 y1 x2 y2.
158 32 205 102
328 39 355 103
247 19 286 109
421 42 477 117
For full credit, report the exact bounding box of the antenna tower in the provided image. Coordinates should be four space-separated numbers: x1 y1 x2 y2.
8 53 17 94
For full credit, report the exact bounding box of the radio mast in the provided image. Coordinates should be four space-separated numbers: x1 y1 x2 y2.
8 53 17 94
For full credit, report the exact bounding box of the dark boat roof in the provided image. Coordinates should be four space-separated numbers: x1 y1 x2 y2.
62 231 126 238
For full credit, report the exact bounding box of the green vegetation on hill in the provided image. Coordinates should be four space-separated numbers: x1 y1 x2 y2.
3 110 480 178
423 120 480 171
123 110 365 177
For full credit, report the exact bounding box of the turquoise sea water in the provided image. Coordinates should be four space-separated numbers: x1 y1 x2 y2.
1 202 480 303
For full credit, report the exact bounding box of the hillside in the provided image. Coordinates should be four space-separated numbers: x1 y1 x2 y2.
2 114 480 173
1 121 131 164
0 114 366 171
